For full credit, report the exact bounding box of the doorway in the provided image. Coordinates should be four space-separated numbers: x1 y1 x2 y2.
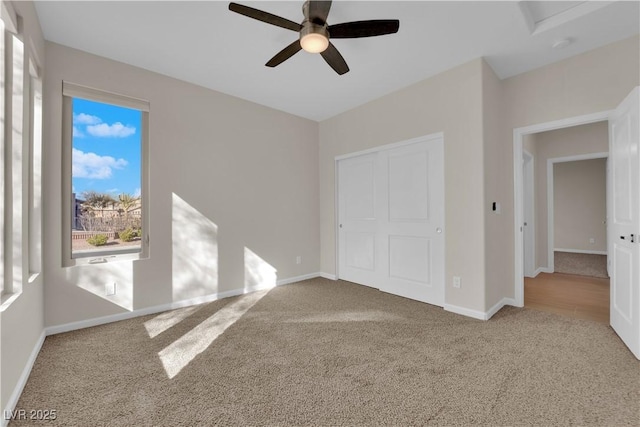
513 113 610 305
518 122 610 322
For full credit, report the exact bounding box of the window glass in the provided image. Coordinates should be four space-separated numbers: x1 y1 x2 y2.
71 98 143 258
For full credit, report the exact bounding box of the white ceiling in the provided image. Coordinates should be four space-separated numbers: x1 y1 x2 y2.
34 1 639 121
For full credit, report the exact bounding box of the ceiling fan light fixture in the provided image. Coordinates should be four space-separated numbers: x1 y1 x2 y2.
300 32 329 53
300 22 329 53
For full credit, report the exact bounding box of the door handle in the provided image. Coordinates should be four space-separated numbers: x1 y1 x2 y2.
436 227 442 234
620 234 636 243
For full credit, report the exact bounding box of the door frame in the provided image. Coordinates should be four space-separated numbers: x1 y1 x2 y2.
334 131 444 282
522 150 535 277
546 152 609 272
513 111 611 307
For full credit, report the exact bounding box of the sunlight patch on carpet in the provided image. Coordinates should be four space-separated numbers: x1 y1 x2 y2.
144 305 203 338
158 290 268 379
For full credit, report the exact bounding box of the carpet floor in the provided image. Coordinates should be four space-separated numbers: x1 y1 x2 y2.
554 251 608 279
13 278 640 426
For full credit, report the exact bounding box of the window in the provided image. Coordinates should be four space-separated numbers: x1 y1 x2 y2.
1 0 34 304
62 83 149 265
28 57 42 278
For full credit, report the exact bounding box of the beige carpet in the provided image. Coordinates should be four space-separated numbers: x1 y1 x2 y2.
554 251 609 278
13 278 640 426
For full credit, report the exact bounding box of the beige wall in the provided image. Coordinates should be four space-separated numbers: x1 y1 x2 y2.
43 43 320 327
528 122 609 269
1 0 45 415
554 158 607 252
482 60 511 309
494 35 639 293
320 59 487 312
319 35 639 314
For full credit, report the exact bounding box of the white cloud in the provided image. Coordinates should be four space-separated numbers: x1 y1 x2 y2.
87 122 136 138
73 126 84 138
72 148 127 179
73 113 102 125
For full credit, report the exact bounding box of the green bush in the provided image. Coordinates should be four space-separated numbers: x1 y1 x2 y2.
118 228 136 242
87 234 108 246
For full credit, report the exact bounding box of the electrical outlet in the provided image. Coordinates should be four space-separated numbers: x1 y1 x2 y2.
589 238 595 244
105 282 117 296
453 276 461 289
296 256 302 265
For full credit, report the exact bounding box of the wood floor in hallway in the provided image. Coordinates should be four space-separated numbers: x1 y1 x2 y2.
524 272 609 323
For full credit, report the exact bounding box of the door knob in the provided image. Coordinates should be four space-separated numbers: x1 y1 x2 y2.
436 227 442 234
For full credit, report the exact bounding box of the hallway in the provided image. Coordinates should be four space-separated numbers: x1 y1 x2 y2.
524 273 609 323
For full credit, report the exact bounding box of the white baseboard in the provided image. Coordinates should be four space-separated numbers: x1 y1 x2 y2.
46 273 322 336
444 297 517 321
528 267 553 278
485 297 517 319
444 304 487 320
319 272 337 280
277 272 321 286
2 331 46 427
554 248 607 255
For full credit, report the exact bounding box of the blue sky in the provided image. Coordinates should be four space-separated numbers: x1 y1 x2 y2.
72 98 141 198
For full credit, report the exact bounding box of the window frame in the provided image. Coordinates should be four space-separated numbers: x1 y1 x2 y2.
61 82 150 267
28 54 42 280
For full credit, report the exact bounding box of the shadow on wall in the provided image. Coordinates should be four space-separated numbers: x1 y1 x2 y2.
172 193 218 301
67 261 134 311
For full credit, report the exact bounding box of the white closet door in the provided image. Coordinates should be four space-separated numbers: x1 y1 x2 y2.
337 136 445 306
338 153 380 287
379 138 445 306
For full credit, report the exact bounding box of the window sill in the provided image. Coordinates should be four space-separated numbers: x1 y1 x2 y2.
0 291 21 312
65 247 148 267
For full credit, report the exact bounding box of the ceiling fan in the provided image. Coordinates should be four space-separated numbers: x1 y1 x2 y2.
228 1 399 75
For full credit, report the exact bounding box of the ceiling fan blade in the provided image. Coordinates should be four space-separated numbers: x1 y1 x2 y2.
229 3 302 32
308 1 332 24
328 20 399 38
320 42 349 75
266 40 302 67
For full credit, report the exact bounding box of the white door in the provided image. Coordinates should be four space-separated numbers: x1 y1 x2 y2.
523 151 535 277
338 152 380 288
337 136 445 306
378 139 445 306
609 87 640 359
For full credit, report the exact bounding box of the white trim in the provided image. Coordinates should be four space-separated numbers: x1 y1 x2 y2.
62 81 149 112
523 150 536 278
547 152 608 271
444 304 486 320
531 2 612 35
46 273 321 336
486 297 518 320
276 272 320 286
320 272 337 280
445 298 518 321
554 248 608 256
2 332 46 427
443 298 518 320
513 111 611 307
531 267 553 278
